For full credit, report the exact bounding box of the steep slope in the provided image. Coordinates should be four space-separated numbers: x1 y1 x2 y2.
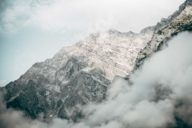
1 28 153 120
1 0 192 122
135 0 192 69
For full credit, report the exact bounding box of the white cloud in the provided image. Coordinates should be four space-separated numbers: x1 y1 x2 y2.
0 0 185 85
77 32 192 128
1 0 191 128
0 0 185 33
1 32 192 128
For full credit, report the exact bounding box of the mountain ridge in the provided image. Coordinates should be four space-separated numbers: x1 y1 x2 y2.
0 0 192 123
135 0 192 69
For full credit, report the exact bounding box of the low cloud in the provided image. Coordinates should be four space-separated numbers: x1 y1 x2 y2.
82 31 192 127
0 0 185 86
1 32 192 128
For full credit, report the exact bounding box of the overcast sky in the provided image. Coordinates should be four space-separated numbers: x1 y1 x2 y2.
0 0 185 86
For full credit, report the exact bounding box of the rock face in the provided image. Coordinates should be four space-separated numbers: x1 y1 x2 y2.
1 0 192 123
135 0 192 69
1 28 154 120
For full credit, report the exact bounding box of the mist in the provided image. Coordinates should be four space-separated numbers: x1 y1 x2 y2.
76 32 192 128
1 31 192 128
0 0 185 86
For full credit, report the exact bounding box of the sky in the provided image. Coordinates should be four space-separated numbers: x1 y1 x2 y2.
0 0 185 86
1 31 192 128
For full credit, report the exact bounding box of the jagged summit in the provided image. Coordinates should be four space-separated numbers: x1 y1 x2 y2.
1 27 154 120
135 0 192 68
44 28 153 80
1 0 192 122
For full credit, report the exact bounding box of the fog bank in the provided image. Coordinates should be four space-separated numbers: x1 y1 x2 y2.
0 32 192 128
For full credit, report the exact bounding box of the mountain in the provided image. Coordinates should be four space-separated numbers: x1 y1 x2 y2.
1 27 154 121
135 0 192 69
1 0 192 123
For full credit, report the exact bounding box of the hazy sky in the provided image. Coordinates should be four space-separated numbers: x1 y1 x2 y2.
0 0 185 86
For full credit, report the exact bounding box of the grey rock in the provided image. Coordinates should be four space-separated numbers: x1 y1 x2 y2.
1 0 192 124
135 0 192 69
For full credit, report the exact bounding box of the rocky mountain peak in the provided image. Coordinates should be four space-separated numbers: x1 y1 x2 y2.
1 0 192 123
1 26 154 120
135 0 192 69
